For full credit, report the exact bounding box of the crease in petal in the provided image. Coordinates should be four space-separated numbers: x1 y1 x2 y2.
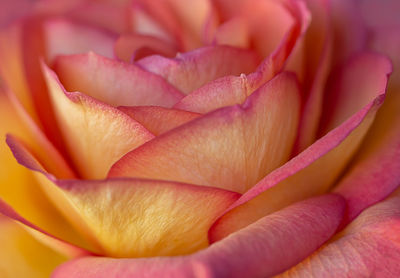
119 106 201 136
109 72 301 194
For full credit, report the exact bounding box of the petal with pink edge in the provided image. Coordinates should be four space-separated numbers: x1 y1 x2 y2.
53 52 184 107
42 64 154 179
209 53 391 241
280 187 400 277
109 72 300 193
119 106 200 136
0 215 67 278
52 194 345 278
137 45 260 94
7 135 240 258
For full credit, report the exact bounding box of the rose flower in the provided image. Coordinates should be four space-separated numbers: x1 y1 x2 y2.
0 0 399 277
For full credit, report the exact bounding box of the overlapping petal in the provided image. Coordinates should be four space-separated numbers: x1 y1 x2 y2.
280 187 400 277
109 72 301 193
209 52 392 241
42 64 154 179
54 52 184 107
51 194 345 278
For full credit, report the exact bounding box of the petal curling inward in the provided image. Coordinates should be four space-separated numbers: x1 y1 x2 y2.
43 18 116 63
137 45 260 94
0 215 67 278
42 64 154 179
109 72 300 193
54 52 184 108
210 53 391 241
52 194 345 278
119 106 200 136
281 188 400 277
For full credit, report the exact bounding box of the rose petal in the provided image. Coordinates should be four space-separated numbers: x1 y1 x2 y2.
52 194 345 278
0 93 82 251
173 0 310 114
43 18 116 63
7 135 240 258
280 187 400 277
0 215 67 278
213 17 250 48
209 53 391 241
137 45 260 94
42 63 154 179
319 52 392 134
119 106 200 136
114 34 177 62
109 72 300 194
54 52 184 107
293 0 333 152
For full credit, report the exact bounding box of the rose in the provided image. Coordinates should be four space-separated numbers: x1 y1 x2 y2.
0 0 399 277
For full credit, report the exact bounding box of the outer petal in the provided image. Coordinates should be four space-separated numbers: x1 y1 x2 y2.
280 187 400 277
0 215 67 278
0 93 84 251
7 136 240 258
52 194 345 278
119 106 200 136
209 53 391 241
137 45 260 94
42 64 154 179
109 72 301 194
54 52 184 107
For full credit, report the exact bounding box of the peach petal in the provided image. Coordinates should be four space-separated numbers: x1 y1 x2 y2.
54 52 184 108
173 75 249 113
119 106 200 136
52 194 345 278
280 187 400 277
7 134 240 258
210 53 391 241
42 63 154 179
0 215 67 278
109 72 300 193
293 0 333 152
176 0 309 114
114 34 177 62
43 18 116 63
213 17 250 49
137 45 260 94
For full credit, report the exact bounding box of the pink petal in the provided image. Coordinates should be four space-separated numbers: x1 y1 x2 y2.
213 17 250 49
42 63 154 179
209 53 391 242
53 52 184 107
281 187 400 277
43 18 116 63
137 45 260 94
119 106 200 136
109 72 301 194
52 194 345 278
